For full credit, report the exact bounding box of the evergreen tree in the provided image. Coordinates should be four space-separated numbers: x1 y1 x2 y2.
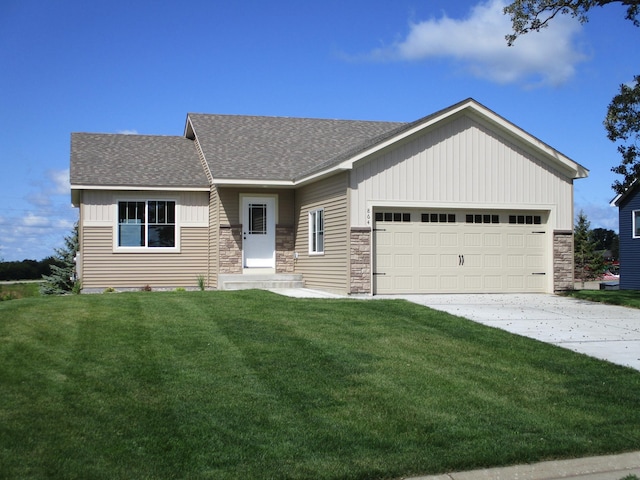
41 223 80 295
574 211 606 288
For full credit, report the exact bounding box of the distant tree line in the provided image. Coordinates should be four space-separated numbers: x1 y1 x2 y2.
0 257 64 282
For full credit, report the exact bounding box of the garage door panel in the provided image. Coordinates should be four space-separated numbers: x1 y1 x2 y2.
484 254 502 268
419 233 437 247
507 234 525 247
463 254 482 268
419 276 438 290
440 233 458 247
394 254 414 268
463 233 483 247
419 254 437 268
483 233 501 247
374 210 549 294
441 254 459 268
393 232 413 247
439 276 459 290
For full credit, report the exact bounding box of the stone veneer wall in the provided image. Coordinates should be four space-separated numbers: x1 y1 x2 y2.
276 225 295 273
350 227 371 294
553 231 574 291
219 225 242 274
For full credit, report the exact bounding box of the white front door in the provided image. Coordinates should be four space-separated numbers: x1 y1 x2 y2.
242 196 276 268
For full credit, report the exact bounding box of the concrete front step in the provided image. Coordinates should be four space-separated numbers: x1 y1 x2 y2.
218 274 304 291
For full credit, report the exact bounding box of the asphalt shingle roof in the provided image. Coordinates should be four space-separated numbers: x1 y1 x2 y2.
186 114 406 181
70 133 209 188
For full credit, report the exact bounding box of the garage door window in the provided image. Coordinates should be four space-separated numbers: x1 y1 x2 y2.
466 214 499 224
509 215 542 225
421 213 456 223
375 212 411 222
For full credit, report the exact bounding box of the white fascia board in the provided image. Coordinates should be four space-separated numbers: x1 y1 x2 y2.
212 178 296 187
70 185 210 192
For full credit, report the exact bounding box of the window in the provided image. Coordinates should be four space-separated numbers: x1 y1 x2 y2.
509 215 541 225
248 203 267 234
375 212 411 222
634 210 640 238
421 213 456 223
466 214 499 224
118 200 176 249
309 209 324 254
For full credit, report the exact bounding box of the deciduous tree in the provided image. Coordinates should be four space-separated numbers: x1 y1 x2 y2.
504 0 640 193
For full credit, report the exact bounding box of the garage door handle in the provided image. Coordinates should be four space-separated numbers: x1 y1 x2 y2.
459 255 464 266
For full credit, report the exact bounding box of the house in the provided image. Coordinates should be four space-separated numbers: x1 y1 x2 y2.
612 181 640 289
70 98 588 295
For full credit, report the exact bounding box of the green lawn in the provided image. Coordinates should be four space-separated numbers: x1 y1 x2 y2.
1 290 640 480
0 281 40 300
566 289 640 308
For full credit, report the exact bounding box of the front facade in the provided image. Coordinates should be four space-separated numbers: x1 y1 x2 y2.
613 183 640 289
70 99 588 294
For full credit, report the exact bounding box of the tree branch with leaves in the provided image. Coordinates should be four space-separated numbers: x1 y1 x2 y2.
504 0 640 194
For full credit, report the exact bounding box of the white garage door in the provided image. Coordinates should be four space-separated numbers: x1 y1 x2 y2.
374 210 549 294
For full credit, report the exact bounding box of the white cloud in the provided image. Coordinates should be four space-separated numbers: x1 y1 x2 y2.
366 0 586 87
48 168 70 195
118 129 139 135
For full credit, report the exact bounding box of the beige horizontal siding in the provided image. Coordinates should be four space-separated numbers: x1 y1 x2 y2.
80 226 209 290
217 187 295 225
350 114 575 230
294 173 348 294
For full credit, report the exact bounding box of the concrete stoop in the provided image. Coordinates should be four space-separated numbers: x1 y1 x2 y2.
218 274 304 291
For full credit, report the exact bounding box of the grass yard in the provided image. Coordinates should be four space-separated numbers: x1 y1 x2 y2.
566 289 640 309
1 290 640 480
0 281 40 301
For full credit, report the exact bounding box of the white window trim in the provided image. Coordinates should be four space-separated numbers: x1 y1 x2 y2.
114 198 181 253
634 210 640 239
309 208 324 255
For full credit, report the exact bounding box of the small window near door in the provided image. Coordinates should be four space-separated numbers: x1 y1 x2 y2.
248 203 267 234
634 210 640 238
309 209 324 254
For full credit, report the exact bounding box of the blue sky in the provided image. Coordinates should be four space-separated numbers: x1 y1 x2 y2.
0 0 638 261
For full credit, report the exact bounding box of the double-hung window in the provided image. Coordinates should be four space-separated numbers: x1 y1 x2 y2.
634 210 640 238
309 209 324 254
118 200 176 249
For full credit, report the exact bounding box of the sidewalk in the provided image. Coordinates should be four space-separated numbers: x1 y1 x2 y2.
407 451 640 480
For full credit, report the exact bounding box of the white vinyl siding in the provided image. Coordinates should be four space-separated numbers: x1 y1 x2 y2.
350 114 574 230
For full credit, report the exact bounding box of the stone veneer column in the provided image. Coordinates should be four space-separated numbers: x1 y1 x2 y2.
350 227 371 294
219 225 243 274
276 225 295 273
553 231 574 291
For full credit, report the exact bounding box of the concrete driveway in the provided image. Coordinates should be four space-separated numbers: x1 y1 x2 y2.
376 294 640 371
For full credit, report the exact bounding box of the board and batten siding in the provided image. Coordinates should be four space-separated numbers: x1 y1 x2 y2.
294 172 349 294
350 114 574 230
619 191 640 289
78 190 210 290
